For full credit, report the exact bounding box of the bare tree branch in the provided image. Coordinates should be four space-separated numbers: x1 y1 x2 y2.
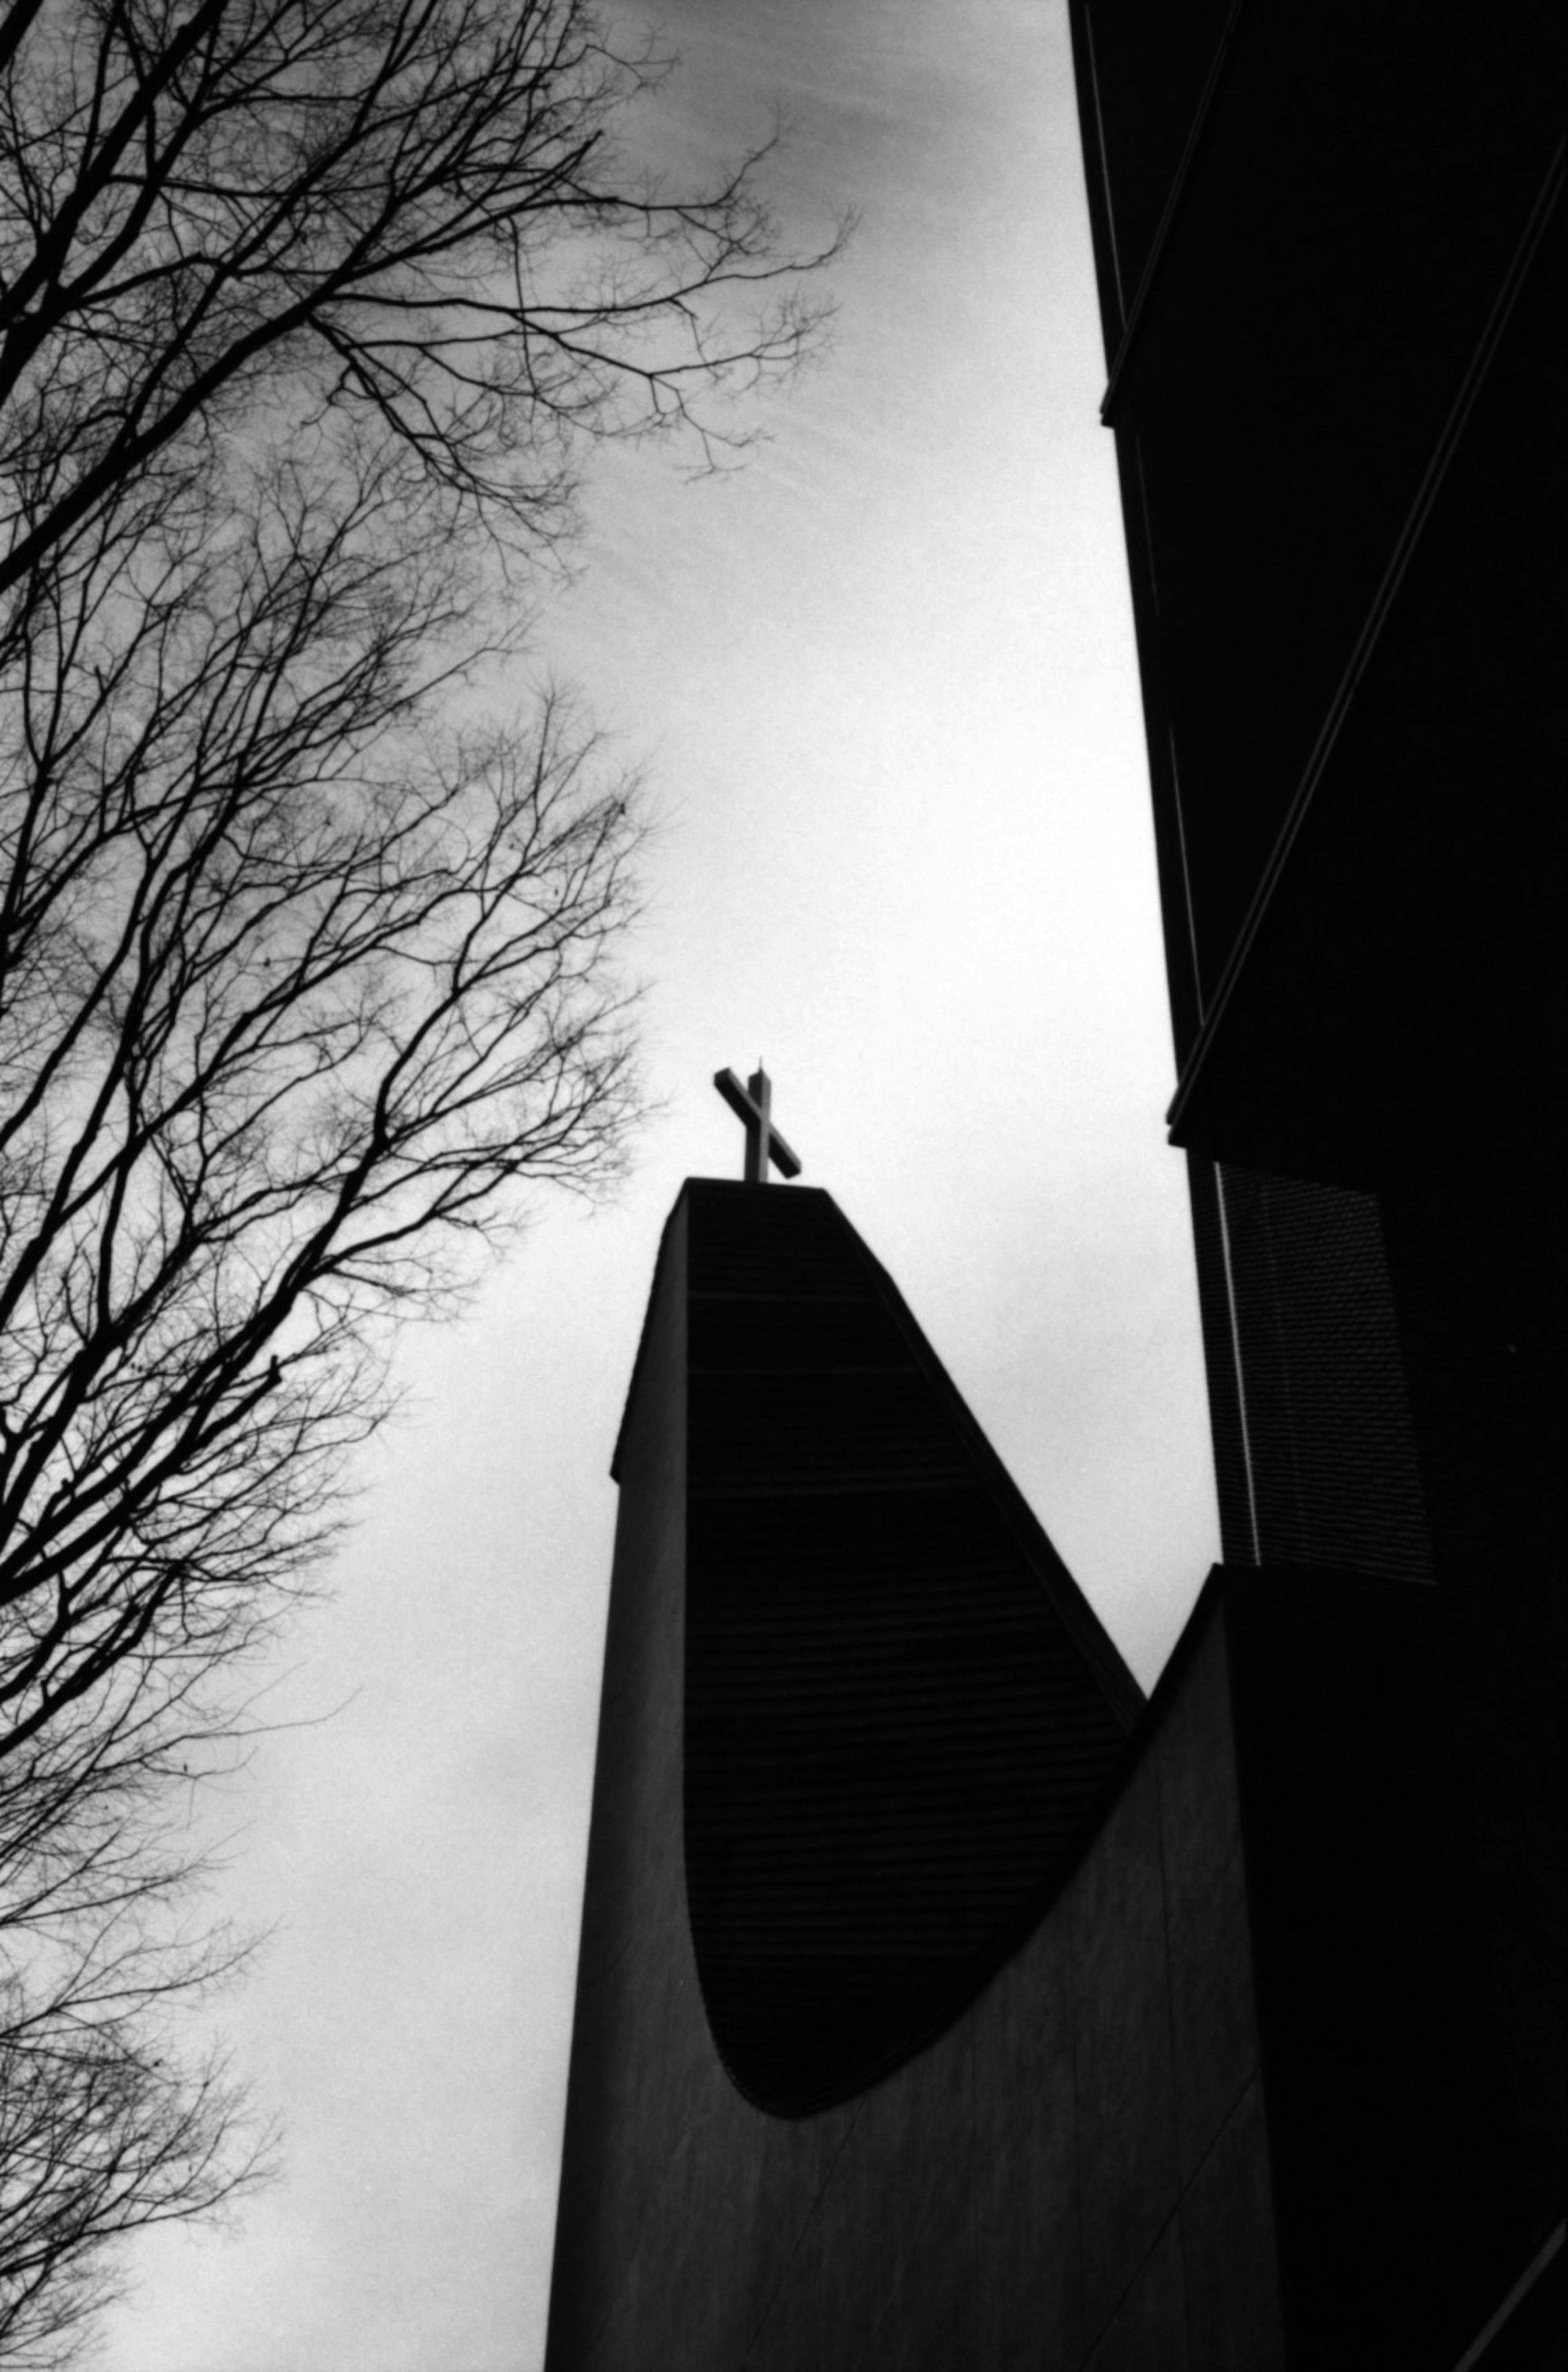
0 0 844 609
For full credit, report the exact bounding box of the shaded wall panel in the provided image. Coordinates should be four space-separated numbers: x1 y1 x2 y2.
680 1182 1138 2112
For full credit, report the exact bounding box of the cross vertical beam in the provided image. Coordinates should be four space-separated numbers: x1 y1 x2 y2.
713 1066 802 1184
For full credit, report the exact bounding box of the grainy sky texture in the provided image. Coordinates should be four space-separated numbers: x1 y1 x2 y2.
98 2 1218 2365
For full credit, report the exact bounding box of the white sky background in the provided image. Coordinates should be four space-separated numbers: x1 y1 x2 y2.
98 2 1218 2365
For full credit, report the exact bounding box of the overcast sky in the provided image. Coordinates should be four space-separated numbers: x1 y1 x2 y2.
98 3 1218 2365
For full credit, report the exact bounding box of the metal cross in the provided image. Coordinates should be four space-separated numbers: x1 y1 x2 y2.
713 1065 802 1185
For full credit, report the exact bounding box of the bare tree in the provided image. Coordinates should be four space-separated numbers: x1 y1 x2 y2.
0 1868 267 2370
0 1416 281 2365
0 468 645 1763
0 0 837 2345
0 0 835 603
0 453 645 2347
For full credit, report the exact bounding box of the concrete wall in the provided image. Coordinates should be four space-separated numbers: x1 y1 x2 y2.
544 1193 1286 2369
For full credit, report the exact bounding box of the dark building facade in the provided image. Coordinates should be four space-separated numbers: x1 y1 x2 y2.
1071 0 1561 1636
545 8 1562 2363
1069 3 1563 2340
